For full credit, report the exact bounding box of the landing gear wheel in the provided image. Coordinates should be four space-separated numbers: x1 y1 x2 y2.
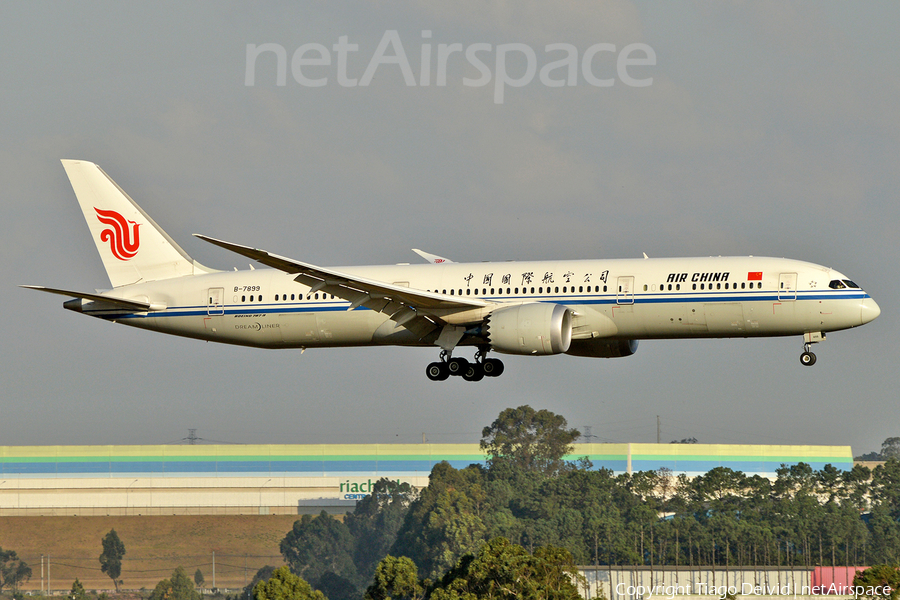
800 351 817 366
462 362 485 382
426 362 449 381
447 357 469 376
482 358 504 377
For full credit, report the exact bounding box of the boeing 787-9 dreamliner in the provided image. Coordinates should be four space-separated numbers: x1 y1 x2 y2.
23 160 881 381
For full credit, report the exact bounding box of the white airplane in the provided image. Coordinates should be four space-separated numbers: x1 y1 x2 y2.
24 160 880 381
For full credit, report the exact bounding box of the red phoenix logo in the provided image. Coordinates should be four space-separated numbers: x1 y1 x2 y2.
95 207 141 260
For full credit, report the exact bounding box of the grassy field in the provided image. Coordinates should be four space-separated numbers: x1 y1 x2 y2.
0 515 302 593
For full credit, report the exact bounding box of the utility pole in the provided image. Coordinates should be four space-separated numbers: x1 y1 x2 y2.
188 429 198 445
212 551 216 590
657 415 661 444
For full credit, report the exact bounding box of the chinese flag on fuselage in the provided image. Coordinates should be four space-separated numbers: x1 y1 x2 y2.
748 272 763 281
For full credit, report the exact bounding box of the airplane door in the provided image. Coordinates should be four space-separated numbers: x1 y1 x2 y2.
207 288 225 315
778 273 797 301
616 276 634 305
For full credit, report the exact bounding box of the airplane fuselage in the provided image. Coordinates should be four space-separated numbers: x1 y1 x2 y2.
67 255 878 353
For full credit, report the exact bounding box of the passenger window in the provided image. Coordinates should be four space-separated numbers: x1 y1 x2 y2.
507 288 511 294
693 284 697 290
644 285 649 291
555 287 560 293
291 294 295 300
668 284 672 291
241 295 245 302
676 284 680 291
515 288 519 294
531 287 535 294
603 286 607 292
741 283 745 289
250 295 254 302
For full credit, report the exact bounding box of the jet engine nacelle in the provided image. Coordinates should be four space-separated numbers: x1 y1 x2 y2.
566 338 639 358
486 303 572 355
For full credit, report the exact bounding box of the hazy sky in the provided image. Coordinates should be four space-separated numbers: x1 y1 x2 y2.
2 2 897 455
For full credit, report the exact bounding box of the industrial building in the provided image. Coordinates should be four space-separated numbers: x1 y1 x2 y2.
0 443 852 516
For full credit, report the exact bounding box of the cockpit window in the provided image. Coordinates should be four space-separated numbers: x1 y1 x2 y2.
843 280 860 289
829 280 846 289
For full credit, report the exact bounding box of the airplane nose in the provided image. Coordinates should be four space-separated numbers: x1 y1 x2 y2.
861 297 881 325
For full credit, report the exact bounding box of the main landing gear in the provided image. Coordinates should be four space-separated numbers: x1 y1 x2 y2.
426 349 505 382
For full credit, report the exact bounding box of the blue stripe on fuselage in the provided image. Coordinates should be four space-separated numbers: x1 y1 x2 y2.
94 289 870 322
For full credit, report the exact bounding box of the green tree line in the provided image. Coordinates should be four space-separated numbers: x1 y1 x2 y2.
277 406 900 600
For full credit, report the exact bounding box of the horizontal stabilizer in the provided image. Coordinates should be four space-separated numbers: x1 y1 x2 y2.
20 285 157 312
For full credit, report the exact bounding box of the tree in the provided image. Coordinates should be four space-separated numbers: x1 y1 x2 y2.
149 567 201 600
365 556 424 600
252 566 325 600
71 578 88 600
881 438 900 460
99 529 126 592
429 537 583 600
390 463 487 580
280 511 359 591
853 565 900 600
241 566 278 600
344 478 417 581
480 406 580 476
0 548 32 594
194 569 205 590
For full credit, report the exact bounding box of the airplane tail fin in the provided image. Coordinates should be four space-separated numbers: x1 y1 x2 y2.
61 160 215 288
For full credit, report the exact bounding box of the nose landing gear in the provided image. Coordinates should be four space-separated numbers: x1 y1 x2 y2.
800 343 817 366
425 348 504 381
799 332 824 367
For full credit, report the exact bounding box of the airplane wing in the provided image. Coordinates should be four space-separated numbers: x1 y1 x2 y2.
194 235 492 338
20 285 157 311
